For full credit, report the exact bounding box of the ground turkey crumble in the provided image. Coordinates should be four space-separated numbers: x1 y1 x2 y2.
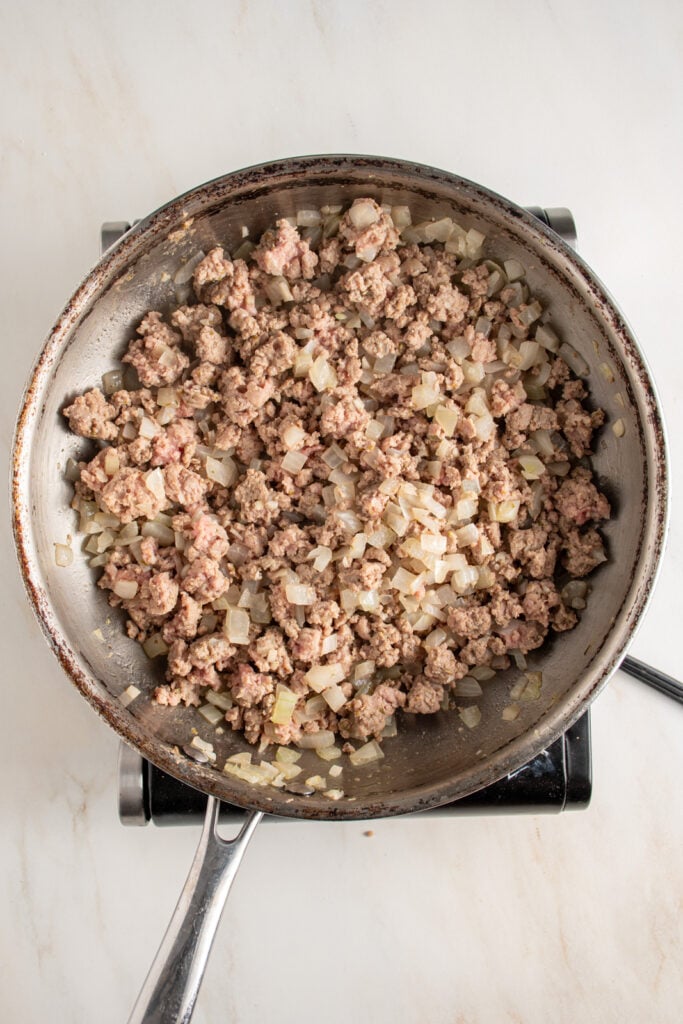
63 197 611 757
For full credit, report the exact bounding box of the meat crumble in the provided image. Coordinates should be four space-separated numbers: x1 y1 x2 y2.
63 198 611 765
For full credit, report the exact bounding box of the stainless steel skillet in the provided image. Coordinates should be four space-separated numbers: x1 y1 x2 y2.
11 156 668 1021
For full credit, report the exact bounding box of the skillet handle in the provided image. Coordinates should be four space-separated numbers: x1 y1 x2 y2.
127 798 263 1024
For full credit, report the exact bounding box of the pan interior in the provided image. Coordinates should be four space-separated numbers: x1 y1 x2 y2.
14 157 666 819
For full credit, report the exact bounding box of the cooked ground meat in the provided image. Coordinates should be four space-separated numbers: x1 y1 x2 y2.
63 197 611 764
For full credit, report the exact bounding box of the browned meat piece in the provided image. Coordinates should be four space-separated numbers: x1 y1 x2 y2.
151 419 198 467
228 663 274 708
219 366 275 427
123 312 189 387
521 580 560 628
290 628 323 663
405 676 443 714
554 469 610 526
490 379 527 417
253 219 318 280
63 388 118 440
234 468 284 525
162 593 203 642
181 556 228 603
163 463 207 507
184 514 230 562
340 683 406 740
562 527 607 577
556 399 605 457
193 250 256 312
99 468 163 523
355 619 402 668
171 303 223 342
250 628 294 677
250 332 297 377
447 605 493 639
424 647 462 685
147 572 179 617
508 525 560 579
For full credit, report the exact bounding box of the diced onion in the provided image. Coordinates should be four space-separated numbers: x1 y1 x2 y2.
488 499 520 523
558 342 589 378
113 580 138 600
271 684 299 725
198 703 224 726
104 449 120 476
518 455 546 481
141 521 175 546
206 456 237 488
316 745 343 761
349 740 385 766
348 199 380 229
102 369 124 396
54 543 73 567
322 684 346 712
452 567 479 593
283 424 306 449
434 404 458 436
459 705 481 729
309 354 338 392
612 418 625 438
144 468 166 505
321 633 338 655
224 607 250 645
304 663 345 692
143 633 169 659
297 730 335 750
285 584 316 605
281 450 308 473
119 684 141 708
455 677 483 697
264 276 294 305
455 523 478 547
205 690 234 711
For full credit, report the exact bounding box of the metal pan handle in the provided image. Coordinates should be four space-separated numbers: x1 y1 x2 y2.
127 798 263 1024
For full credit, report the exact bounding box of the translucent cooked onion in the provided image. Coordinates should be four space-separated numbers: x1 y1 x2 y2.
322 443 346 469
271 684 298 725
144 468 166 505
349 739 385 766
322 684 346 712
434 404 458 436
391 205 412 229
264 276 294 305
143 632 168 659
281 450 308 473
336 509 362 534
367 524 397 549
535 323 560 352
456 677 483 697
304 663 345 692
104 449 120 476
348 199 380 229
102 369 124 396
296 208 322 227
113 579 138 600
321 633 338 655
54 542 73 567
518 455 547 481
285 584 315 605
455 523 478 547
424 627 447 650
198 703 224 726
456 497 478 521
141 521 175 546
558 342 589 378
488 499 520 523
206 455 237 487
452 566 479 593
459 705 481 729
119 684 141 708
224 607 250 645
297 730 336 750
517 341 541 371
309 354 338 392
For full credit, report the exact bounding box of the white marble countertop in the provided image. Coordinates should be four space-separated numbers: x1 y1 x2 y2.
2 2 682 1021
